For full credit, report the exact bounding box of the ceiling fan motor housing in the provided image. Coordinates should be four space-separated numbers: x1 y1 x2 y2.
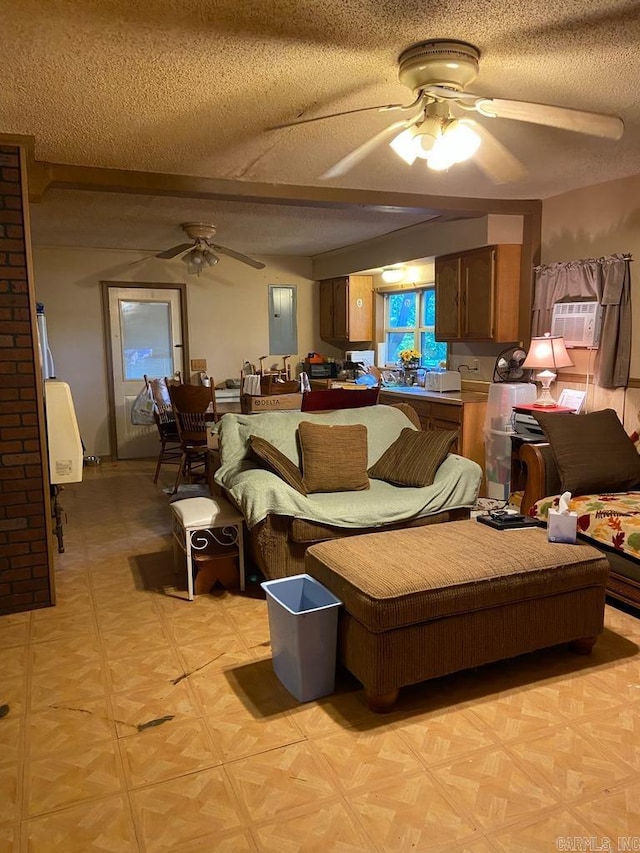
398 40 480 93
181 221 217 241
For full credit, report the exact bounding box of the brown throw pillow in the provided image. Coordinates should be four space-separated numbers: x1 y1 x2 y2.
534 408 640 495
248 435 306 495
298 421 369 493
368 427 457 487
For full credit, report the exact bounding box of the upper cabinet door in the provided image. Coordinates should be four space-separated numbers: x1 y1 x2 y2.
319 279 335 341
332 278 349 339
346 276 373 341
435 245 521 342
318 275 373 343
462 247 494 339
435 255 462 340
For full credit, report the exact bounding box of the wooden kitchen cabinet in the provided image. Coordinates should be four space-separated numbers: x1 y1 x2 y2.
435 245 521 342
319 275 373 343
378 389 487 478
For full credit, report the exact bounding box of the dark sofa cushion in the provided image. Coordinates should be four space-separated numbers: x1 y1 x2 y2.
368 427 457 487
534 408 640 495
249 435 306 495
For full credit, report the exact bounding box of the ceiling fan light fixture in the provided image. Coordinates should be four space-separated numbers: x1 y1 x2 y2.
426 119 481 171
413 116 443 158
388 127 419 165
442 119 482 162
203 250 219 267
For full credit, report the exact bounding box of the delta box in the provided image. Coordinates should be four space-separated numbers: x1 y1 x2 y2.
240 393 303 413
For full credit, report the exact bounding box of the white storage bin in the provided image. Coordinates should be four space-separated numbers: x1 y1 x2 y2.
484 383 537 500
262 574 342 702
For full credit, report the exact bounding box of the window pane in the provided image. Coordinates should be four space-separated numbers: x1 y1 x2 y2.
387 292 416 328
422 289 436 326
387 332 416 363
420 331 448 369
121 300 173 381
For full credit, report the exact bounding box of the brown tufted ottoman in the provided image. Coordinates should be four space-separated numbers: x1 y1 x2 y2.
305 520 610 712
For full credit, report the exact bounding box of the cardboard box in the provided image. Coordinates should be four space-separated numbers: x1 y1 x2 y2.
241 393 302 413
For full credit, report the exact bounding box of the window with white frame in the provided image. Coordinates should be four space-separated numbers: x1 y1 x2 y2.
383 287 448 368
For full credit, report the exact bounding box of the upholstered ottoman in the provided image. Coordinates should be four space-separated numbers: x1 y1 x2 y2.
305 520 610 711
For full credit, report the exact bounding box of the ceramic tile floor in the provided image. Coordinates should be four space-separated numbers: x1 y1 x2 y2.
2 460 640 852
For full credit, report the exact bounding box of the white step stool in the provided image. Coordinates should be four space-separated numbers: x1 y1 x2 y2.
170 496 245 600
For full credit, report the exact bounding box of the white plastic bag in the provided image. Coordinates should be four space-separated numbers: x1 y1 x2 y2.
131 384 156 425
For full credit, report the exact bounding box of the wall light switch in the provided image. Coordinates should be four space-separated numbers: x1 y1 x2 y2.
191 359 207 371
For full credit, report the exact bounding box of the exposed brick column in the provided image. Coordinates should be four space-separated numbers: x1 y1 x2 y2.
0 142 54 614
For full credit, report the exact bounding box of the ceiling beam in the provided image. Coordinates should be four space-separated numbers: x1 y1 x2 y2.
35 160 541 219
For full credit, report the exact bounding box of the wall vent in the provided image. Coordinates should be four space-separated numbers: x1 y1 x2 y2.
551 301 602 348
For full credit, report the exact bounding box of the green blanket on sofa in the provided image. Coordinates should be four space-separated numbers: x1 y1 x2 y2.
214 406 482 529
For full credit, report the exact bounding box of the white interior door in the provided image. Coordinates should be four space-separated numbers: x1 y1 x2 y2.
108 286 184 460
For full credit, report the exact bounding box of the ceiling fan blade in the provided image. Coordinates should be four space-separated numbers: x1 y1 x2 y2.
211 244 265 270
320 118 416 180
476 98 624 140
155 242 193 259
471 122 527 184
127 254 155 267
427 85 624 140
268 102 407 131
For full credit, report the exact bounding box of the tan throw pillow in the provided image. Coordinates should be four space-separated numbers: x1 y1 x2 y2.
534 408 640 495
298 421 369 493
368 427 457 487
249 435 307 495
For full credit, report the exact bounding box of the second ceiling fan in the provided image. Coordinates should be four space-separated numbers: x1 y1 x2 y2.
272 39 624 184
153 222 265 275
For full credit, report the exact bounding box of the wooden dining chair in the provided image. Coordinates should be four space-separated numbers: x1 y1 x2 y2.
167 381 218 494
144 373 183 484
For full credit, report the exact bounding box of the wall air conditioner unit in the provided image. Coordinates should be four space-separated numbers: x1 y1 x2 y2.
550 301 602 348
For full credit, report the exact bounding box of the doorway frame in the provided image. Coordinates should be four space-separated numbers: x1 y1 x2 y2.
101 280 190 461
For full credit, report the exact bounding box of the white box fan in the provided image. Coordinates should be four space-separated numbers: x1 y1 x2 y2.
551 301 602 348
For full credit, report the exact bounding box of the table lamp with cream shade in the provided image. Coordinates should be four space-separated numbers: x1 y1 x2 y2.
522 333 574 407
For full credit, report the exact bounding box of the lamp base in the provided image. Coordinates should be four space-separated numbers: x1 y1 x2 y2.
533 370 558 407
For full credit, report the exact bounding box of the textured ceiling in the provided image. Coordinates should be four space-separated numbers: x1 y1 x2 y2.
3 0 640 255
29 190 436 255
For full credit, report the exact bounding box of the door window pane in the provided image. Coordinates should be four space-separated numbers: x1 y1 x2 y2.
120 300 173 380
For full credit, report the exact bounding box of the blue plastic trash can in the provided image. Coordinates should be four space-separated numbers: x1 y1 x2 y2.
261 573 342 702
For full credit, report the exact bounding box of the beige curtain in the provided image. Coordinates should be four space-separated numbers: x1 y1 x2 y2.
531 254 631 389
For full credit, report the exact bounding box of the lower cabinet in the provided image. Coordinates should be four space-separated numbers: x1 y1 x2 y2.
379 390 487 483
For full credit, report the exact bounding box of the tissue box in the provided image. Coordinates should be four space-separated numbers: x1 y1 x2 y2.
547 509 578 544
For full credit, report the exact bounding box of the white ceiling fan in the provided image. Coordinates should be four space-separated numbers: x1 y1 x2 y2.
271 39 624 183
146 222 265 275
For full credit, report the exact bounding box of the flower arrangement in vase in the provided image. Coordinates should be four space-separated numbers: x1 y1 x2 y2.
398 348 421 369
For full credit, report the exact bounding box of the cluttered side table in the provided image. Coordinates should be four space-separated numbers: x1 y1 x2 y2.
510 404 574 509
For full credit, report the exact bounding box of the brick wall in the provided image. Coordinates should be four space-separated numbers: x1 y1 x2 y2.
0 143 53 614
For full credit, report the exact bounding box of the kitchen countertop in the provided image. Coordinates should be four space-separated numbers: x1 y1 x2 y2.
378 386 489 404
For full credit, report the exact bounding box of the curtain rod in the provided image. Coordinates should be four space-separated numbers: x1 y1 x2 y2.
534 252 632 272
